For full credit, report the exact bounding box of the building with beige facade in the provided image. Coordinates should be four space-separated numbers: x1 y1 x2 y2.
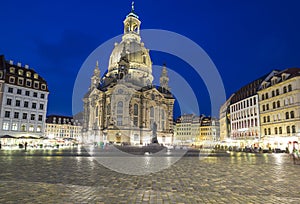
45 115 82 141
197 116 220 147
174 114 219 147
258 68 300 150
174 114 200 145
82 4 174 145
219 94 233 142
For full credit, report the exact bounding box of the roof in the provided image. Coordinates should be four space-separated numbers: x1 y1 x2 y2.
46 115 81 126
259 68 300 89
0 55 49 92
230 72 271 104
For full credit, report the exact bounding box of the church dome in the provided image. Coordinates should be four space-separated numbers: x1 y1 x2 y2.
108 40 152 74
106 3 153 86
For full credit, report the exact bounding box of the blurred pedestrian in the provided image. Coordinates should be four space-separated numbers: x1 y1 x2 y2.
25 142 28 151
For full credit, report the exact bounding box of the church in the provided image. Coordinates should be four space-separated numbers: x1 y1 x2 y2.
82 3 175 145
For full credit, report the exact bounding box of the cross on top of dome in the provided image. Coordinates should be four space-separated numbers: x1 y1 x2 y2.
126 1 139 19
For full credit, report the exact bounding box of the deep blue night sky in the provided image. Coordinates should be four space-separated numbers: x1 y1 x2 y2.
0 0 299 118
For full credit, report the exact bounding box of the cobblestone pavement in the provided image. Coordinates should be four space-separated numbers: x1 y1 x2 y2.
0 148 299 204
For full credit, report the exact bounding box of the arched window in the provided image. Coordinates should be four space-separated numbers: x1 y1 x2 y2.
116 102 123 126
133 104 139 127
117 101 123 114
95 106 98 117
150 106 154 117
21 124 26 131
161 109 166 131
283 86 287 93
290 111 295 118
288 84 292 92
292 125 296 133
279 127 282 134
272 102 276 109
272 90 275 97
149 106 154 128
134 104 138 116
277 101 280 108
287 126 290 134
274 127 278 134
285 112 289 119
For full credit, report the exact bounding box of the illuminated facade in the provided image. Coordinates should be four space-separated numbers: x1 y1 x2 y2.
174 114 200 145
198 116 220 147
174 114 219 146
45 115 82 141
219 94 233 142
258 68 300 150
0 55 49 138
82 4 174 145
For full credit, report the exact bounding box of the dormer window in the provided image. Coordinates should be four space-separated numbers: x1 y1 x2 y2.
282 75 286 81
26 71 31 77
282 73 290 81
18 70 23 75
34 74 38 79
9 67 15 73
261 81 267 89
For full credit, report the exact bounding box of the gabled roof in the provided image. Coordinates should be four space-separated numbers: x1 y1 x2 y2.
258 68 300 90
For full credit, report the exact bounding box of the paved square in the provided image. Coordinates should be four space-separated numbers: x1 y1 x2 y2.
0 148 299 203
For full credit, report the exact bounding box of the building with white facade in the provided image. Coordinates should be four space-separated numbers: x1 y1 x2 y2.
45 115 82 141
174 114 200 145
0 55 49 138
174 114 219 147
228 74 269 148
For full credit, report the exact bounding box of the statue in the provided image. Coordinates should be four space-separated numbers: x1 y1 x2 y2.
151 122 158 143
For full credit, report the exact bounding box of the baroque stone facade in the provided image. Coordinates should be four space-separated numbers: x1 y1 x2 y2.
82 5 174 145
